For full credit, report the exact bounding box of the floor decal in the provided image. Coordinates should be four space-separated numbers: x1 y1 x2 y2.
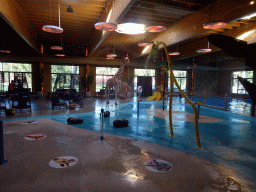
144 159 173 172
49 156 78 168
24 133 47 140
21 120 38 124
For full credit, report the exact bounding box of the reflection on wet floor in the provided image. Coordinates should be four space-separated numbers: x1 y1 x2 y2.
188 96 256 116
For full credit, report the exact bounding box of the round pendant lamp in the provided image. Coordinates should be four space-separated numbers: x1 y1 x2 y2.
197 41 212 53
203 1 226 30
138 42 153 47
0 50 11 54
107 46 117 57
169 44 180 55
50 46 63 51
42 0 63 33
95 0 117 31
203 21 227 30
55 53 65 57
145 25 166 32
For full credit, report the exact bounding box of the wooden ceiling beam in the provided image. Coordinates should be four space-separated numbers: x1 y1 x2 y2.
90 0 138 56
0 0 39 53
139 0 256 57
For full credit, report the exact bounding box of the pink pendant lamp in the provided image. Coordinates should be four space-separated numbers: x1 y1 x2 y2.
42 0 63 33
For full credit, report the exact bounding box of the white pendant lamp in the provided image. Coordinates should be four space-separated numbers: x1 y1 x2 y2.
50 46 63 51
145 25 166 32
95 0 117 31
197 41 212 53
42 0 63 33
138 42 153 47
107 46 117 57
169 44 180 55
51 34 63 50
203 1 226 30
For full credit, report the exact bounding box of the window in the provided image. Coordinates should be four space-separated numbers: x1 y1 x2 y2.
96 67 119 92
168 70 187 92
51 65 79 92
0 62 32 91
232 71 253 94
134 69 155 93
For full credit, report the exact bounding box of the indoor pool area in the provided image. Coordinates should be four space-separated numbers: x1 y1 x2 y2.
1 98 256 191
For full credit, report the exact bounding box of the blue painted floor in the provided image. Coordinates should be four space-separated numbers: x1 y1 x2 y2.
3 99 256 180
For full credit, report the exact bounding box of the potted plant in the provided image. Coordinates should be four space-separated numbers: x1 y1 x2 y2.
81 73 94 97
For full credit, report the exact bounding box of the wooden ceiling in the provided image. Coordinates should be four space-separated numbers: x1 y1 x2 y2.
0 0 256 66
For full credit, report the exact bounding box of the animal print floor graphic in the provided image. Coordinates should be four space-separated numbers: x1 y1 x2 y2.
21 120 38 124
24 133 46 140
144 159 173 172
49 156 78 168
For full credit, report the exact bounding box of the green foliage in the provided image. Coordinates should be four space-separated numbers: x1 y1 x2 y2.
134 69 155 77
81 73 94 91
51 65 79 74
1 63 31 72
96 67 118 75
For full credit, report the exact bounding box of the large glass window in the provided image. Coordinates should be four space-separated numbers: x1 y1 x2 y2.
232 71 253 94
51 65 79 91
96 67 119 92
168 70 187 92
0 62 32 91
134 69 155 93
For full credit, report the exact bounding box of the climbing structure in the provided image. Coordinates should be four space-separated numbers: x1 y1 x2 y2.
105 56 129 104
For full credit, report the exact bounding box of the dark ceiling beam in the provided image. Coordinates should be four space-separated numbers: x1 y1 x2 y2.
0 55 152 68
0 0 39 53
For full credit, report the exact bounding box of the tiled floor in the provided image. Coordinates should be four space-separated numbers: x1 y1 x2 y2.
0 97 256 192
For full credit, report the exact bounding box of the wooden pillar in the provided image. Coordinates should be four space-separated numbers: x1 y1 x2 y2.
42 63 51 97
89 66 96 97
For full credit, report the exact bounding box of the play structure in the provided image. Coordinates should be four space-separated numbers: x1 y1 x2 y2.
105 56 129 105
149 41 201 149
147 91 162 100
0 72 6 111
11 73 31 110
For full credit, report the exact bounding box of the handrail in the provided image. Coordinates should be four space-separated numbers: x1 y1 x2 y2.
154 41 202 149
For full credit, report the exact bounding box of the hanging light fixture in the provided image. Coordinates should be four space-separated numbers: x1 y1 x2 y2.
51 34 63 50
0 50 11 54
42 0 63 33
95 0 117 31
203 1 226 30
0 35 11 54
50 46 63 51
197 41 212 53
107 46 117 57
55 35 65 56
169 44 180 55
145 25 166 32
138 42 153 47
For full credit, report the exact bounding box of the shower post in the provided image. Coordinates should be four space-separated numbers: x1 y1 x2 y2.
203 91 206 107
224 93 228 111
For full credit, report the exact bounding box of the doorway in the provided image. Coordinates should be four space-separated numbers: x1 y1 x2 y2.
137 76 152 97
